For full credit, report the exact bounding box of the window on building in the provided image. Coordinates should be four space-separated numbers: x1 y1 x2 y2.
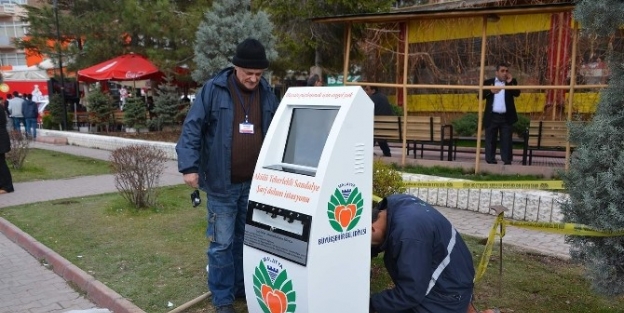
0 1 28 5
0 21 29 38
1 52 26 66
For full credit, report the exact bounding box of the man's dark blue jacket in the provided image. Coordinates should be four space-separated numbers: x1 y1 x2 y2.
21 99 38 119
371 194 474 313
176 67 278 195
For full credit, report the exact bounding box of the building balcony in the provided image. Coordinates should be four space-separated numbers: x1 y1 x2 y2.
0 3 17 17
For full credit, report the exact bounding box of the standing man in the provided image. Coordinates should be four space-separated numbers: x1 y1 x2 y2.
119 86 128 110
22 94 38 140
370 194 475 313
176 38 279 313
7 91 24 132
481 63 520 165
365 85 394 157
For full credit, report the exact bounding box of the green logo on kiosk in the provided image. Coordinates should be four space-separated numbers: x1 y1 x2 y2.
327 183 363 232
253 258 297 313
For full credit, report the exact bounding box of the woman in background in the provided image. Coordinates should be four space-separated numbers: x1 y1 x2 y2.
0 104 13 194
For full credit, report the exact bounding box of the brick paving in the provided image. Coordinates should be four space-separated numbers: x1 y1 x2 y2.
0 233 95 313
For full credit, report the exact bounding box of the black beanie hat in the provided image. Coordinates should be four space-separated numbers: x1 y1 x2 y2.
232 38 269 69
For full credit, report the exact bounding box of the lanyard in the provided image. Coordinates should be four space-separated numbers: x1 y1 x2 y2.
231 74 257 123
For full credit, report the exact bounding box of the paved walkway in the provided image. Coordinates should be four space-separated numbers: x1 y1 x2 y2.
0 233 96 313
0 142 570 312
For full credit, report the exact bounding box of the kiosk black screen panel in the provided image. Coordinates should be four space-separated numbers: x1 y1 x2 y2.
282 108 339 168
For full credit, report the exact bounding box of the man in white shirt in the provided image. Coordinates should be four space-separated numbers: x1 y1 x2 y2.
481 64 520 165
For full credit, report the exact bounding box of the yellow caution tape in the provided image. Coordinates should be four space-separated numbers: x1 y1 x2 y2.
404 180 564 190
474 214 505 283
504 220 624 237
373 180 622 282
474 215 624 283
372 194 383 203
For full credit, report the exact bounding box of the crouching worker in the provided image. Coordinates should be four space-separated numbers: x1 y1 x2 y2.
370 194 475 313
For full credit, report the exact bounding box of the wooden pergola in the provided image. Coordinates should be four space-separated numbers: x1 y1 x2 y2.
312 2 608 172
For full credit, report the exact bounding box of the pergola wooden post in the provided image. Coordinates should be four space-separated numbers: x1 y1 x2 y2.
475 16 489 173
401 22 410 166
552 12 566 120
565 22 579 170
343 23 352 86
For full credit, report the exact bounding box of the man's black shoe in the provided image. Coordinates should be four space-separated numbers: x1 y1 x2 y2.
383 154 392 157
486 161 497 164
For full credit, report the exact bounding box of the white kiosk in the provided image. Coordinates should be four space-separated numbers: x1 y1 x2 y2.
243 86 374 313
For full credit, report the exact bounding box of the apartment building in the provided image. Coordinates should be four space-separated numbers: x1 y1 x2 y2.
0 0 37 70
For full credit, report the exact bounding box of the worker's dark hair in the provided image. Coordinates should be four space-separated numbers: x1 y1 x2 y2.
372 206 380 223
496 63 509 71
372 197 388 223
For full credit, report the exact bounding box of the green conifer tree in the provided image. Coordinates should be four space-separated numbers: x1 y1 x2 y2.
46 93 65 130
86 88 114 132
192 0 277 83
123 96 147 132
560 0 624 296
150 76 181 131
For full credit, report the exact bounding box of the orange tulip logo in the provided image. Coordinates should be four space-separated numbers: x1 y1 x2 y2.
253 260 296 313
327 183 363 232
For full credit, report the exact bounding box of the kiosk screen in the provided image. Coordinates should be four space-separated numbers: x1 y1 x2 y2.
282 108 338 169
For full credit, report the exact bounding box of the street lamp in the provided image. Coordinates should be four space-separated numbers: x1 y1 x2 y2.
53 0 67 131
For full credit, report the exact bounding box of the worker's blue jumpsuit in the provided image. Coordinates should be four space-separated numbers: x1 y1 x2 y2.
370 194 475 313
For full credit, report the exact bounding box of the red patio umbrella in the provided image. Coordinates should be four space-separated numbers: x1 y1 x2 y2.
77 53 162 83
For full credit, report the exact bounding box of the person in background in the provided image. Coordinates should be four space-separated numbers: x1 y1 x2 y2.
176 38 279 313
306 74 323 87
7 91 24 132
146 96 155 119
4 94 12 132
481 63 520 165
370 194 475 313
365 85 394 157
119 86 128 110
22 94 38 140
0 103 13 194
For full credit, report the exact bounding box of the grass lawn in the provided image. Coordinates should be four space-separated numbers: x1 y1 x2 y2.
9 148 111 183
2 186 623 313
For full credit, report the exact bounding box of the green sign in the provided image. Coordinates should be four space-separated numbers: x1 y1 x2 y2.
326 75 361 86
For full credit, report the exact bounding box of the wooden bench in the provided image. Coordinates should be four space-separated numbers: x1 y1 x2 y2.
112 111 125 130
522 120 578 165
374 115 402 144
405 116 453 161
75 112 90 127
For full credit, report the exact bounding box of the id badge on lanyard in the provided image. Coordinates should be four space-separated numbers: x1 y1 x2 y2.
239 121 254 134
232 75 256 134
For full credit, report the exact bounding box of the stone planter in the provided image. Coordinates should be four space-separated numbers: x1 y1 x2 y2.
125 127 149 133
